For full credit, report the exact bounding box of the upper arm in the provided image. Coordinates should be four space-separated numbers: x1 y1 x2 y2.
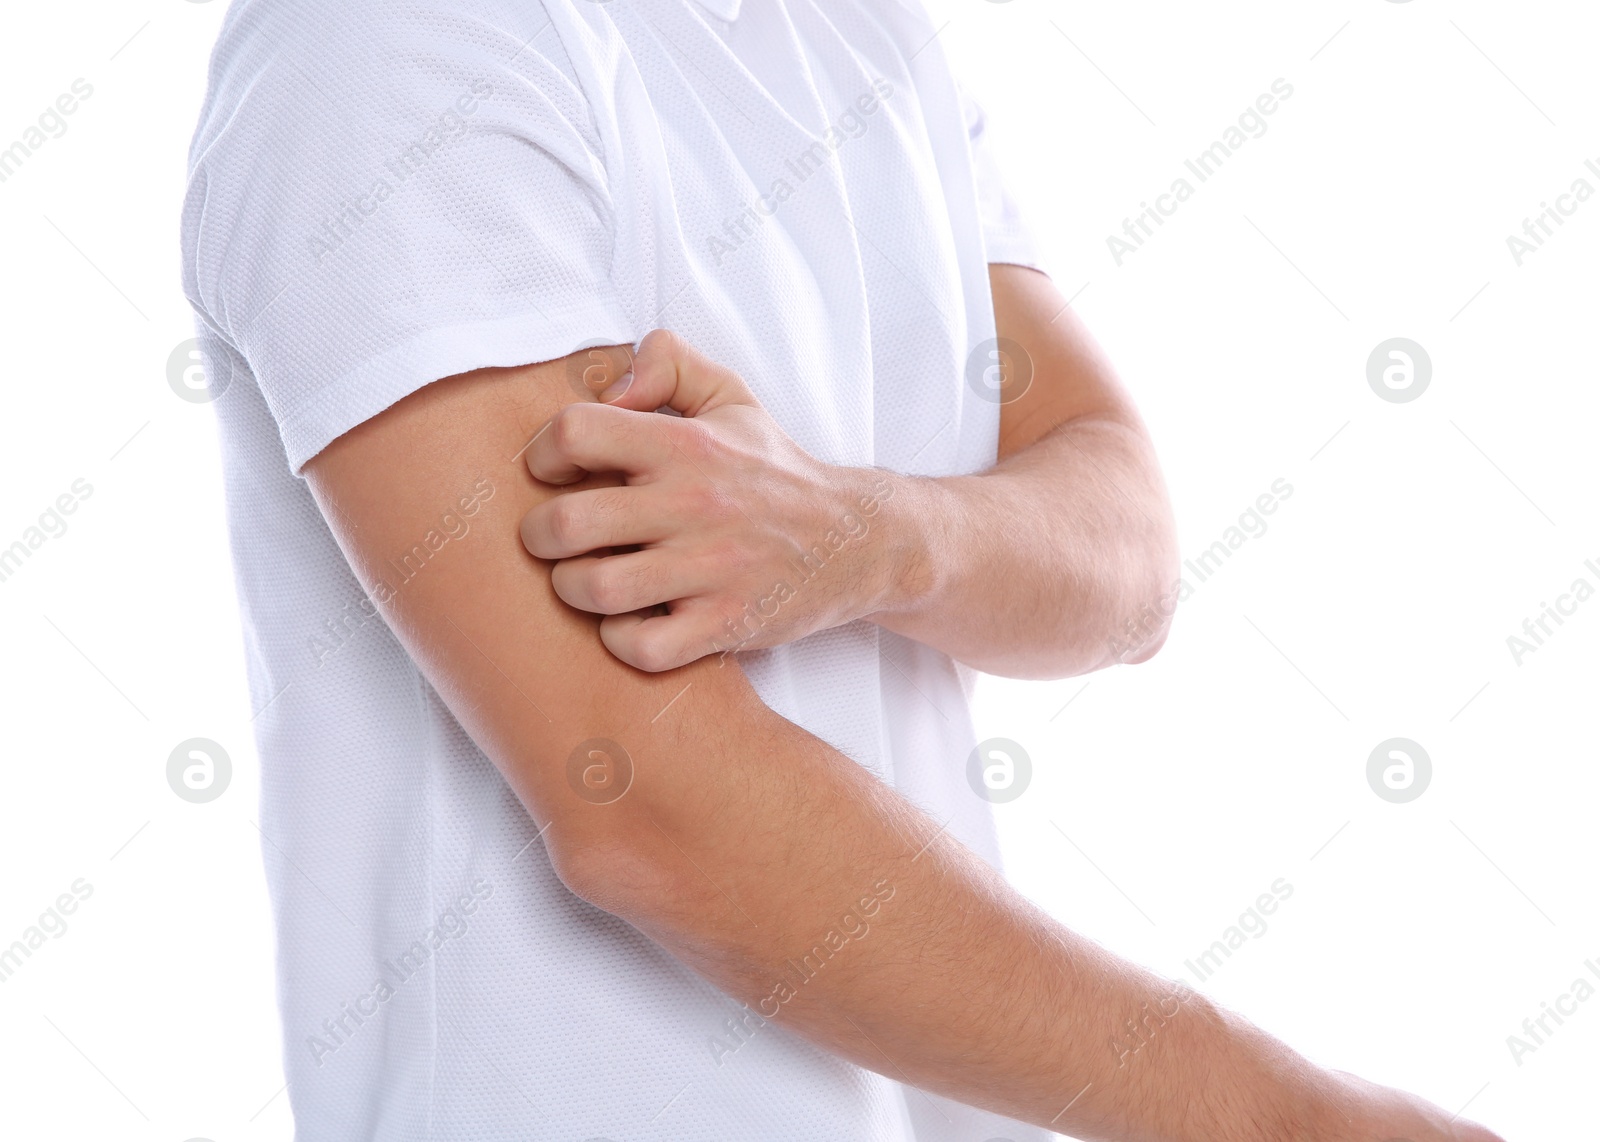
301 349 773 896
991 263 1150 461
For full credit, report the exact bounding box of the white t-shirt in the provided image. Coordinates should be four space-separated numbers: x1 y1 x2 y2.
181 1 1049 1138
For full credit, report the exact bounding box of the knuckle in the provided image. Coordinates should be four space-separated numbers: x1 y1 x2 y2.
707 537 752 577
679 474 733 523
545 498 584 549
701 483 740 524
588 563 635 614
670 415 717 461
549 404 593 457
631 636 673 673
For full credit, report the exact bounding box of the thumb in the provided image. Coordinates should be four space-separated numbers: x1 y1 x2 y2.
599 328 755 416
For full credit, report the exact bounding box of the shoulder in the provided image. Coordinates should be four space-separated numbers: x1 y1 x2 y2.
179 0 605 334
187 0 581 162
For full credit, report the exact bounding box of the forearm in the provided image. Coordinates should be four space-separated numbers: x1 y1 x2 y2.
305 355 1480 1142
866 413 1178 679
560 700 1339 1141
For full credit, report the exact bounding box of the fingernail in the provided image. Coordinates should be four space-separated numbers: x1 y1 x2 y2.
599 371 633 402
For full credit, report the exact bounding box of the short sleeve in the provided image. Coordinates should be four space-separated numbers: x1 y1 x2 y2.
957 83 1045 274
180 1 636 475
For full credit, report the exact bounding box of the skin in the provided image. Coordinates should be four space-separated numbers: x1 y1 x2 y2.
302 266 1505 1141
521 265 1180 678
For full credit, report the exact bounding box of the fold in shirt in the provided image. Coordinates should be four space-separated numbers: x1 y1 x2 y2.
180 1 1050 1138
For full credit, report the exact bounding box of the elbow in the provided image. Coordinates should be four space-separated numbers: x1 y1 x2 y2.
551 808 758 961
540 766 713 925
548 825 678 920
532 683 780 928
520 732 690 917
1106 537 1181 669
1115 614 1171 665
1104 608 1171 670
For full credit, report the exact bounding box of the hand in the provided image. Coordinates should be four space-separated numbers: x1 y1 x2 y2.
520 330 909 671
1315 1070 1507 1142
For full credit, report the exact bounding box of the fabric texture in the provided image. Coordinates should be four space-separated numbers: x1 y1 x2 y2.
181 0 1050 1138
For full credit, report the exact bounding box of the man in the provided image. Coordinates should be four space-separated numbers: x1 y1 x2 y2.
181 0 1503 1138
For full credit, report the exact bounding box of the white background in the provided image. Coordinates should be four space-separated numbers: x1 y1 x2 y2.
0 1 1594 1139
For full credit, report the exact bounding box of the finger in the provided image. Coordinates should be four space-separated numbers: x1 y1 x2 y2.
599 596 731 673
598 328 757 417
520 485 672 560
550 550 707 616
565 342 635 400
526 401 676 485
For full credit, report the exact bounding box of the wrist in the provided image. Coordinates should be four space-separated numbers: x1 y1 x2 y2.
1189 996 1351 1142
846 467 947 623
